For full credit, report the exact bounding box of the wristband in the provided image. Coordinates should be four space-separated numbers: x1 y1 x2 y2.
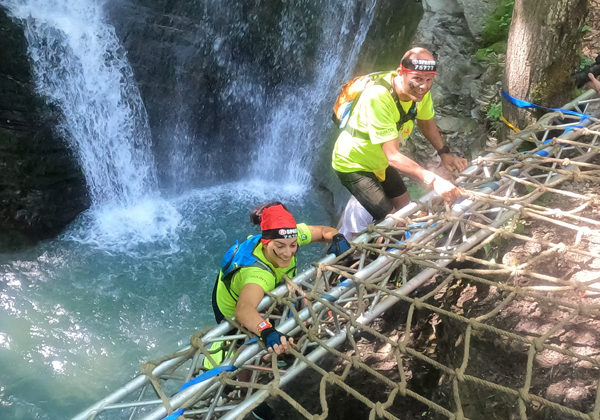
257 320 273 335
436 145 451 156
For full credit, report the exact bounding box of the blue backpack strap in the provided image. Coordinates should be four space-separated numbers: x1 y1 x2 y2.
219 235 274 302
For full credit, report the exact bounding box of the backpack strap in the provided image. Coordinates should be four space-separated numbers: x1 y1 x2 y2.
377 78 417 130
344 76 417 140
219 237 275 302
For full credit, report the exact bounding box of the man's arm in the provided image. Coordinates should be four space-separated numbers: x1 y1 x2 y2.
417 118 468 173
382 139 462 202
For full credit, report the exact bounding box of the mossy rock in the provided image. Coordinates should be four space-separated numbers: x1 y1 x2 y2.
476 40 507 62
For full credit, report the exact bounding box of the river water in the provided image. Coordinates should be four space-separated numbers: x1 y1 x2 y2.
0 183 333 419
0 0 379 418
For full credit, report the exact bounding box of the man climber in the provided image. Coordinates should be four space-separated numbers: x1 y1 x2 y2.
332 47 468 223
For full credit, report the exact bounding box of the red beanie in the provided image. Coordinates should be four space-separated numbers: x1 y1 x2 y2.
260 204 297 244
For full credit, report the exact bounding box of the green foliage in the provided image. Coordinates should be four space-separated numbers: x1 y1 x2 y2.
485 102 503 132
582 25 592 33
481 0 515 47
475 41 508 63
407 180 428 200
487 102 502 120
580 54 594 70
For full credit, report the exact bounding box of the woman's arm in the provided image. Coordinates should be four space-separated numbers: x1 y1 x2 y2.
235 283 267 330
235 283 292 354
307 225 339 242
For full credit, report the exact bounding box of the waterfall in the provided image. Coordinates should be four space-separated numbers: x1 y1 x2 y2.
250 0 378 186
2 0 183 251
2 0 157 207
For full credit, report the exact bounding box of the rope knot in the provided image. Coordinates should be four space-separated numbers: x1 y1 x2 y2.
375 402 386 417
455 252 465 262
569 279 586 294
453 268 462 279
519 388 531 402
532 338 545 352
556 243 567 253
561 158 571 167
454 368 465 382
190 333 204 350
140 362 156 376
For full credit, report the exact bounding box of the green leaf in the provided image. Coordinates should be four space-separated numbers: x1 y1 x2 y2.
582 25 592 32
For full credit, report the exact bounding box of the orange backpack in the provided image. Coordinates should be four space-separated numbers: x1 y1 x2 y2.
331 71 417 133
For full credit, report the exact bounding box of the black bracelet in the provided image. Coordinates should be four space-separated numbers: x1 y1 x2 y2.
436 145 451 156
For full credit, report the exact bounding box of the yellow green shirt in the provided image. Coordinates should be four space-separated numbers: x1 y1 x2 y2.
332 72 435 179
215 223 312 317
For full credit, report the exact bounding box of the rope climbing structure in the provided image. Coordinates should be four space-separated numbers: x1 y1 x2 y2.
73 89 600 420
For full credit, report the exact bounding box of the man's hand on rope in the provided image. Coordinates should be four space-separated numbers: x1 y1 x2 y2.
429 175 462 202
588 73 600 94
440 153 468 173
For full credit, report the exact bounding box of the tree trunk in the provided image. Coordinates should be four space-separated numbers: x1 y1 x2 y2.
503 0 588 131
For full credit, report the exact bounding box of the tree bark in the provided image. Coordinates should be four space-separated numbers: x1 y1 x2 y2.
503 0 588 131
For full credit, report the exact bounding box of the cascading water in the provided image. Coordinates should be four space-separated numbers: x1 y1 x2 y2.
251 0 378 186
0 0 383 419
5 0 156 205
1 0 183 251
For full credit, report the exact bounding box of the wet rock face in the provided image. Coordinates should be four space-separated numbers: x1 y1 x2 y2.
104 0 326 190
0 6 89 249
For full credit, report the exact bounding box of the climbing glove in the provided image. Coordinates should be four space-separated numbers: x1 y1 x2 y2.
327 233 352 257
260 327 287 351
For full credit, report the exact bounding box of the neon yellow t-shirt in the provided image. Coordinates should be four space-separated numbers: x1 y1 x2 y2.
215 223 312 318
332 72 435 179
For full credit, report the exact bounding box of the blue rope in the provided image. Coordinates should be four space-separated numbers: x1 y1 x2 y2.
163 409 185 420
179 365 237 392
502 90 591 119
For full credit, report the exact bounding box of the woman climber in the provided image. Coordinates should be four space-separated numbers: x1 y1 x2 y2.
211 201 351 355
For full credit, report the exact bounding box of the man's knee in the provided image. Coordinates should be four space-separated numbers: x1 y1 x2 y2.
392 192 411 212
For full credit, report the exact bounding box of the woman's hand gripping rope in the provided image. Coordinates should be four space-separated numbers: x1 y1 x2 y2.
258 320 294 355
327 233 352 256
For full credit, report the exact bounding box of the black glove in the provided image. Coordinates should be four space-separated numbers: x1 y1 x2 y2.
327 233 352 256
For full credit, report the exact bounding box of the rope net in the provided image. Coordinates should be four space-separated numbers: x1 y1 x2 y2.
76 92 600 420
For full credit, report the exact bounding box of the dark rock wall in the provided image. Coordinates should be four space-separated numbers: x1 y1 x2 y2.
0 5 89 249
104 0 327 190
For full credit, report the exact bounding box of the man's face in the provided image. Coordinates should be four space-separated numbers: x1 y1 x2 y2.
401 71 436 102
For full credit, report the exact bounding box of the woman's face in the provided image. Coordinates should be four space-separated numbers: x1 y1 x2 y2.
264 238 298 268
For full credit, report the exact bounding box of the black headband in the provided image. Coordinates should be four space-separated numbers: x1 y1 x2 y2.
262 227 298 240
401 57 437 73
